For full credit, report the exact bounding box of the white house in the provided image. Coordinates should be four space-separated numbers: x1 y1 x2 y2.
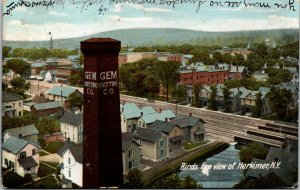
61 144 83 187
2 124 39 145
120 103 156 132
47 85 82 103
2 136 40 177
59 111 83 143
2 91 23 118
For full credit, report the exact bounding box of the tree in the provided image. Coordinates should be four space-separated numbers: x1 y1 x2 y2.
158 174 182 189
68 92 83 110
208 85 217 110
3 46 12 58
252 92 263 117
183 175 202 189
239 142 268 164
9 77 30 96
3 171 25 188
125 168 144 188
192 84 202 107
268 87 292 119
36 117 60 136
222 86 232 113
5 59 31 77
255 43 268 58
144 75 160 99
172 84 187 103
154 61 180 102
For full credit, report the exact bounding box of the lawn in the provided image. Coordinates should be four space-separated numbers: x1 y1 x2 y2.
38 162 57 178
183 140 209 150
44 141 64 154
39 150 50 156
32 175 61 188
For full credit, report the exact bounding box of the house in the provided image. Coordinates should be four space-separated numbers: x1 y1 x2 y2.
121 103 142 132
2 136 40 177
30 101 63 117
276 82 299 107
253 71 269 82
47 85 83 103
170 114 207 143
239 87 272 115
122 132 141 174
148 120 184 151
2 91 23 118
120 103 156 132
61 143 83 187
137 110 176 128
59 111 83 143
229 65 247 79
3 124 39 144
31 62 46 76
55 66 75 84
133 127 169 161
32 93 50 104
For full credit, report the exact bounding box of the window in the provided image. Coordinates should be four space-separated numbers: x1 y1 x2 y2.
12 103 15 108
27 168 30 171
68 157 71 165
128 150 134 158
159 140 164 147
19 111 21 116
160 149 164 157
32 149 35 156
73 134 74 141
69 169 71 177
139 121 141 127
19 102 22 107
129 160 135 169
19 151 26 159
5 158 8 165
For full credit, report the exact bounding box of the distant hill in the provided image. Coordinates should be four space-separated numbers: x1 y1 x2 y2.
3 28 299 49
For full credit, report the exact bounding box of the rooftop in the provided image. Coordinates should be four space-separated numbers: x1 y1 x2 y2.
122 132 140 152
170 114 205 128
133 127 164 142
47 85 81 97
2 136 29 154
32 101 62 111
4 124 39 138
59 111 83 126
148 120 178 134
2 91 23 102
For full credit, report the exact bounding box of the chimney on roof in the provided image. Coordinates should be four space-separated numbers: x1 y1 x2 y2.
159 108 162 113
122 101 125 105
189 113 192 117
141 112 143 116
165 118 168 122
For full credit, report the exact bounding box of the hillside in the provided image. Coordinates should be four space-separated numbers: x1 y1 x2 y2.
3 28 299 49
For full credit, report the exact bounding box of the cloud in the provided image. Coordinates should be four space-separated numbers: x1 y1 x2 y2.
128 4 175 13
112 4 123 13
49 11 68 16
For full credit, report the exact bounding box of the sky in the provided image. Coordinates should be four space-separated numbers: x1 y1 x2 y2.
2 0 299 41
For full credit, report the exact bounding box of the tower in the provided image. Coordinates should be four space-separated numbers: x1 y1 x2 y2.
49 32 53 51
81 38 123 188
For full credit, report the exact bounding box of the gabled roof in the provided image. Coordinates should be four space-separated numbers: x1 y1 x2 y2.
57 142 76 157
140 110 176 124
121 103 141 119
140 106 156 115
59 111 83 126
65 144 83 164
2 136 29 154
2 91 23 102
32 94 50 104
47 86 81 97
133 127 164 142
122 132 140 152
4 124 39 137
148 120 178 134
31 62 47 68
32 101 62 110
170 114 205 128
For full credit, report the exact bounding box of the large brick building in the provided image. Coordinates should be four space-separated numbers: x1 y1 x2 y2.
179 63 247 86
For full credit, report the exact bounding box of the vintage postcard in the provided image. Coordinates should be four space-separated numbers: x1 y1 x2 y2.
1 0 299 188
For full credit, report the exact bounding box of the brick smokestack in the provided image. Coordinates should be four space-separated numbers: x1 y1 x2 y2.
81 38 123 188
